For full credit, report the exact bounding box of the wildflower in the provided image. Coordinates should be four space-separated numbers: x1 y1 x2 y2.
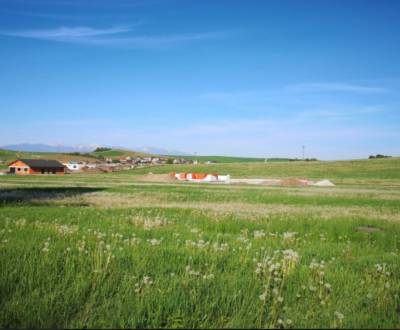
203 273 215 280
334 311 344 322
282 231 297 242
143 276 153 285
147 238 161 246
254 230 266 239
42 241 50 253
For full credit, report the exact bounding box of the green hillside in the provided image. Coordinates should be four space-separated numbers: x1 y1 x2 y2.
89 148 151 159
168 155 312 163
0 149 98 164
0 148 152 165
169 155 265 163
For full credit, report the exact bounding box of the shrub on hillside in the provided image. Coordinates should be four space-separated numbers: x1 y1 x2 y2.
369 154 391 159
94 147 112 152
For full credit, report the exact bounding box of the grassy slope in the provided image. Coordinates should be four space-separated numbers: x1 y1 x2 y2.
0 148 98 164
0 148 152 164
168 155 266 163
123 157 400 185
0 157 399 187
1 147 298 164
89 149 151 159
0 158 400 328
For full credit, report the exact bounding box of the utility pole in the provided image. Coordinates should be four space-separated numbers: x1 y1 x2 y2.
302 145 305 160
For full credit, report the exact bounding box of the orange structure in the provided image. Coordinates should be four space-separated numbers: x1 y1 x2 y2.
179 172 187 180
192 173 208 179
8 159 65 175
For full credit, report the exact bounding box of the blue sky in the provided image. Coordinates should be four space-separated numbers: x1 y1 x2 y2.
0 0 399 159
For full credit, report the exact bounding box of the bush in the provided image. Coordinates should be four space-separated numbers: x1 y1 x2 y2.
94 147 112 152
369 154 391 159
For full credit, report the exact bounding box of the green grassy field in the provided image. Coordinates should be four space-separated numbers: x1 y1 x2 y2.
172 155 310 163
0 158 399 328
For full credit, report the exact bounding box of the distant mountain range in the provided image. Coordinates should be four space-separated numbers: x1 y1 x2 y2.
0 143 97 153
0 143 193 156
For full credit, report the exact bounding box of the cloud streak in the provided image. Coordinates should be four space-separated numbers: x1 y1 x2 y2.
202 82 389 101
286 82 388 94
0 25 231 48
3 25 132 39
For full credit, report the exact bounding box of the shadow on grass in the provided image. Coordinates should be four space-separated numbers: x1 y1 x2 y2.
0 187 104 206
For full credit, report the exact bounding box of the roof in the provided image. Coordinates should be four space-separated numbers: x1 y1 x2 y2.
11 159 65 169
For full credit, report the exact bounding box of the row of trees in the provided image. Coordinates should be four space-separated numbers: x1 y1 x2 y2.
369 154 391 159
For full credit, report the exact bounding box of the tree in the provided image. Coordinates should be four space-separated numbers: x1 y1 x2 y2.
94 147 112 152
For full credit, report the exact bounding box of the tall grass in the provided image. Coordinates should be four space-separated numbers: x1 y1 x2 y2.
0 159 400 328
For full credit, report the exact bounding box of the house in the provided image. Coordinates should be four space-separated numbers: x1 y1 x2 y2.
8 159 65 175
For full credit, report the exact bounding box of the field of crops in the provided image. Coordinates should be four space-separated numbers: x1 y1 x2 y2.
1 159 399 328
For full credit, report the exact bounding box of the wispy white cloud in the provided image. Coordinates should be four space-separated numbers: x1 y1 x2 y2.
0 9 88 20
285 82 388 94
298 106 385 119
0 25 231 48
0 0 158 8
82 31 230 47
1 25 133 39
201 82 389 101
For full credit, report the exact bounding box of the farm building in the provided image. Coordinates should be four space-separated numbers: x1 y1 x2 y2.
8 159 65 175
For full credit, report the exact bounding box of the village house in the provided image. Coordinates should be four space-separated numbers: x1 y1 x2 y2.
8 159 65 175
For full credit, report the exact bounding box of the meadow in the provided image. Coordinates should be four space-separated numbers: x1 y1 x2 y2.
0 158 399 328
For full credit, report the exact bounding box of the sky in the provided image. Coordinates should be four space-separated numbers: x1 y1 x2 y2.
0 0 399 160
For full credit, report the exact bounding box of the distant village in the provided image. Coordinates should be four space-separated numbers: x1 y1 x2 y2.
1 155 207 176
63 156 199 174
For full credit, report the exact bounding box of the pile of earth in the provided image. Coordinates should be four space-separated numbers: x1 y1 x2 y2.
136 172 177 183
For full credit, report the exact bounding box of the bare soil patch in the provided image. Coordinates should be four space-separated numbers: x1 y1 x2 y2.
355 226 383 233
135 173 176 183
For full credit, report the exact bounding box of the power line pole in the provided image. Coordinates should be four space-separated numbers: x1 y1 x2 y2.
302 145 305 160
